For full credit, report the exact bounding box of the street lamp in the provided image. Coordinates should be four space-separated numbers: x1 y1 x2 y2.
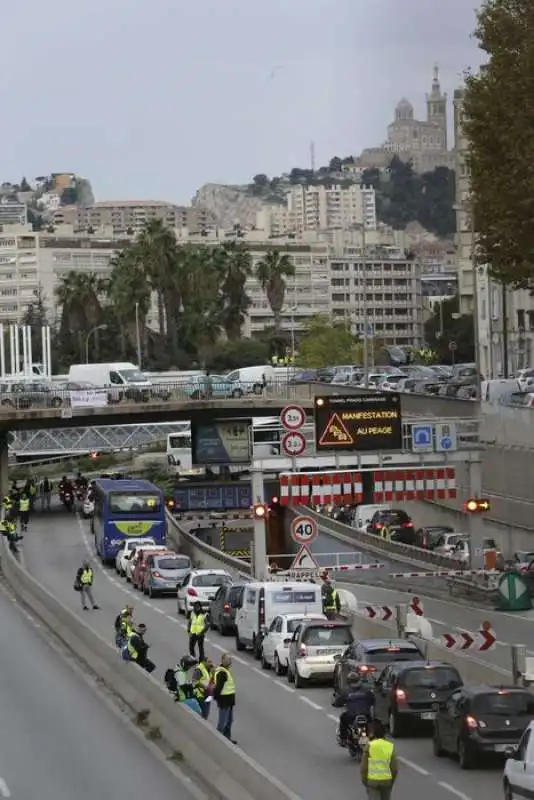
282 305 298 360
85 324 107 364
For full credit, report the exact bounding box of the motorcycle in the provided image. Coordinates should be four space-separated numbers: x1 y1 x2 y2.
336 715 369 761
61 491 74 512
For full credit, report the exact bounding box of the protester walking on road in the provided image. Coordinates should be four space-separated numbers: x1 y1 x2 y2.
214 653 236 743
18 491 30 533
188 601 207 661
321 573 341 619
40 477 53 511
361 720 398 800
74 560 99 611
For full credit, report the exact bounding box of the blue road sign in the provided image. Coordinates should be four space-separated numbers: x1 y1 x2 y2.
440 436 452 450
411 423 434 452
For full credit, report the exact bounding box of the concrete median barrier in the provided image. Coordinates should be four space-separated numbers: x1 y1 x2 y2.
0 540 300 800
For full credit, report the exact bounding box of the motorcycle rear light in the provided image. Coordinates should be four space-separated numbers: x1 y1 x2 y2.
187 588 198 597
152 571 161 578
298 645 307 657
395 688 407 702
223 603 231 611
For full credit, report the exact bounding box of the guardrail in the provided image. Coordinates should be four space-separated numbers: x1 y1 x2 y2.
0 538 298 800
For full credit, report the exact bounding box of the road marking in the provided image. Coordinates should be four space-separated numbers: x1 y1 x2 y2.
252 666 270 678
299 696 323 711
0 778 11 797
274 681 295 693
154 607 165 614
437 781 473 800
327 713 338 723
398 756 429 775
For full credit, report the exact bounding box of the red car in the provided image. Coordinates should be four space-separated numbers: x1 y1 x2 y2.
132 548 169 590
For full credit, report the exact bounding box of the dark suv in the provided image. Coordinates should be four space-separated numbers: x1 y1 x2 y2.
374 661 463 737
333 638 424 697
209 583 245 635
367 509 415 544
433 685 534 768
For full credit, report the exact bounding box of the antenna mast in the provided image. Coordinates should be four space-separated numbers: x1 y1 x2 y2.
310 141 315 171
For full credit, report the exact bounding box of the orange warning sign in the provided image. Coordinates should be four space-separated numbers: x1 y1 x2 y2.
318 413 354 446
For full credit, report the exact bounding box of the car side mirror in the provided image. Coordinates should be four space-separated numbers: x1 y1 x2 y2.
509 747 522 760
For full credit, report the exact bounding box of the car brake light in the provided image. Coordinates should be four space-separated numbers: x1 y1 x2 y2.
298 645 307 657
223 603 231 611
187 588 198 597
152 571 161 578
403 522 413 528
395 688 407 702
358 665 376 674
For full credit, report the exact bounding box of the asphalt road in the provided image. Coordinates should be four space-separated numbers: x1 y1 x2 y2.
22 510 509 800
0 573 199 800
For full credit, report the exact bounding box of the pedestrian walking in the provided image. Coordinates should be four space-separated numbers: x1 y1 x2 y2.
18 492 30 533
213 653 236 743
188 601 207 661
40 477 52 511
74 560 99 611
361 720 398 800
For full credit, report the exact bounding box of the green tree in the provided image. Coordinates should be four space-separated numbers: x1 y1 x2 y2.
135 219 178 339
54 272 104 362
296 316 360 368
462 0 534 287
60 187 78 205
20 177 31 192
256 249 295 332
213 240 252 340
108 248 151 358
424 298 475 364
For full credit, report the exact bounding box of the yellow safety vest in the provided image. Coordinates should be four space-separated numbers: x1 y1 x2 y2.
3 496 12 509
127 632 138 660
80 568 93 585
29 485 37 496
215 666 235 696
190 612 206 635
196 662 211 687
324 588 338 610
5 520 16 533
367 739 394 782
381 525 391 541
19 497 30 512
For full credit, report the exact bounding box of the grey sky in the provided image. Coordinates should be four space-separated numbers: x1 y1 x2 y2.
1 0 481 204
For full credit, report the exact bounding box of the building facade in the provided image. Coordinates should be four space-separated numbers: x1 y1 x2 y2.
286 184 376 232
52 200 215 235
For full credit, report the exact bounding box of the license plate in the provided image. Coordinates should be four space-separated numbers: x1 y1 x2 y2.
494 744 512 753
421 712 436 721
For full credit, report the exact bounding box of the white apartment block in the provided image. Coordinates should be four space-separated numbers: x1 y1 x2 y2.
52 200 215 235
0 200 27 228
287 184 376 233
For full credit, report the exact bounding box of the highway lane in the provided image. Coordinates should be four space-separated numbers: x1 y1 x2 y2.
23 511 503 800
0 574 200 800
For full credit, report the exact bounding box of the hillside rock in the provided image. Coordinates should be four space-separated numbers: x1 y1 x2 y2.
192 183 265 229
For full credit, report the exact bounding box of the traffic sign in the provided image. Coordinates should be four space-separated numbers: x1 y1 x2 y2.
435 422 457 453
291 515 318 545
282 431 306 457
411 423 433 453
440 624 497 652
280 405 306 431
364 605 393 622
479 621 496 651
290 545 319 570
409 597 424 617
314 394 402 452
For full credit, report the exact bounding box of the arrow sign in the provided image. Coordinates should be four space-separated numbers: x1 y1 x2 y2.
365 606 377 619
410 597 424 617
290 545 319 571
459 631 474 650
381 606 393 622
442 633 457 649
479 621 496 651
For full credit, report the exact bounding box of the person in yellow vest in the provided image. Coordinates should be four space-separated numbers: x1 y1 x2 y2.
380 525 392 542
213 653 236 743
192 657 215 719
361 719 398 800
114 605 134 648
18 492 31 533
188 601 207 661
74 560 99 611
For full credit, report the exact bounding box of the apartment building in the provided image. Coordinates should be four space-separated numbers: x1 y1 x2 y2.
329 248 424 347
53 200 215 235
287 184 376 232
0 200 27 228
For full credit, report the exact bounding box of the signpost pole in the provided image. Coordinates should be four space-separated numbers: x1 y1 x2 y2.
251 468 268 580
468 458 486 570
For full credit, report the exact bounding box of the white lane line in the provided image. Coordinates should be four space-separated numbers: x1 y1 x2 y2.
437 781 473 800
166 616 180 624
398 756 429 776
252 667 271 678
0 777 11 797
299 696 323 711
327 713 338 723
275 682 295 693
153 607 165 614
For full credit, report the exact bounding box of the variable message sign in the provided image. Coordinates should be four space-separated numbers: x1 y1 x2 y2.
314 393 402 452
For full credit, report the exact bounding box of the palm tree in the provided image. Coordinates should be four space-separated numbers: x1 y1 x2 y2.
54 271 105 361
256 249 295 331
135 219 178 337
214 241 252 340
108 249 151 357
177 245 223 357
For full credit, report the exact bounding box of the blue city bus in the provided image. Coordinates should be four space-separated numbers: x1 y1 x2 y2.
92 478 166 564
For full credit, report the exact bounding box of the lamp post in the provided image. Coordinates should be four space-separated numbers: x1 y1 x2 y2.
85 324 107 364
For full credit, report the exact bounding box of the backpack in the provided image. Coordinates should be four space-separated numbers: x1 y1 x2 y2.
164 668 178 694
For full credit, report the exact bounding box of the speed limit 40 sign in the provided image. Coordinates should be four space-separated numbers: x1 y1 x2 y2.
291 515 318 545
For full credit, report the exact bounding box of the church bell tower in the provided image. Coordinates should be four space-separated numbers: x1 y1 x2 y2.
426 64 447 148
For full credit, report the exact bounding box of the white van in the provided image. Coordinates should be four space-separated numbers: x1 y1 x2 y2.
68 362 153 397
235 581 323 658
351 504 390 533
225 365 276 395
481 378 521 404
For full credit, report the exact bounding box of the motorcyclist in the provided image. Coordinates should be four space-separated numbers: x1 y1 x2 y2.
59 475 74 496
333 671 375 747
74 472 88 495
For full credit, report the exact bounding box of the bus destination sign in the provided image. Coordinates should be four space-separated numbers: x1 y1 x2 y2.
314 393 403 452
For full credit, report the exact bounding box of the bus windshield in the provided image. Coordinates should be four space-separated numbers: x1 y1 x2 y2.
108 492 162 513
169 434 192 449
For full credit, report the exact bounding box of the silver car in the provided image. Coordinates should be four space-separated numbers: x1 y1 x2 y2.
142 553 192 597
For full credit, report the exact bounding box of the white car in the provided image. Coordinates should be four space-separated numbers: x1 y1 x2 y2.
261 613 326 675
504 718 534 799
177 569 232 615
124 544 167 582
287 619 354 688
114 538 156 577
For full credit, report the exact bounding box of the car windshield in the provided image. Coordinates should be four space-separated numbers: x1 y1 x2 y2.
108 492 161 513
402 667 462 689
379 511 407 524
287 617 323 633
121 369 147 383
366 647 421 663
126 538 155 551
156 558 190 570
302 626 353 646
192 574 230 587
517 552 534 562
473 692 534 716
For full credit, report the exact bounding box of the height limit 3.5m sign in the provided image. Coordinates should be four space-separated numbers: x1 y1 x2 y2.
314 393 403 452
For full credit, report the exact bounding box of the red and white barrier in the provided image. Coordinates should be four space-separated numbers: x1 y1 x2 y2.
373 468 457 502
388 570 498 578
271 563 386 579
410 596 424 617
441 622 497 652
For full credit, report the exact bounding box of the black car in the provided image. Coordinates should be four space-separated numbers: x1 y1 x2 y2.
367 509 415 545
374 661 463 737
415 526 455 550
433 685 534 769
209 583 245 635
333 638 424 697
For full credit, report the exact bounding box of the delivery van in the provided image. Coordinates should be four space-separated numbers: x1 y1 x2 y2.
225 365 275 394
234 581 323 658
68 362 154 401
